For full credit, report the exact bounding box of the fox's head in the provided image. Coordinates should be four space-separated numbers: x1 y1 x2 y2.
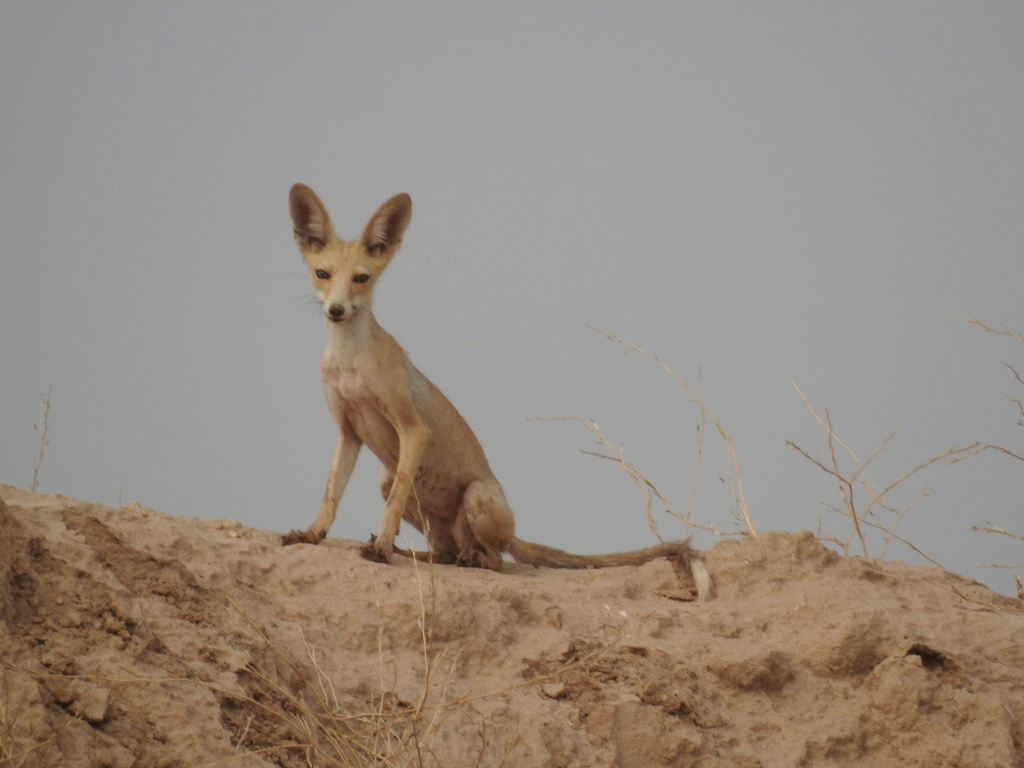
289 184 412 324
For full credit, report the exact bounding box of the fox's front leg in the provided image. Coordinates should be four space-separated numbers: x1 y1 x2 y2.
360 416 430 563
283 426 361 545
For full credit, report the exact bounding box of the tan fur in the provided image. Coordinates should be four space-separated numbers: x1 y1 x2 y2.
282 185 711 600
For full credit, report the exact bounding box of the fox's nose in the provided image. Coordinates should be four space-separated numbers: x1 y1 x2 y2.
327 304 345 321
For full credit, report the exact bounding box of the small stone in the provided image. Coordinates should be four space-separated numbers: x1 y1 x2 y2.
542 682 568 699
74 685 110 723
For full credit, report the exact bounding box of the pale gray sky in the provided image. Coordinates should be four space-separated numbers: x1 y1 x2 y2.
2 3 1022 593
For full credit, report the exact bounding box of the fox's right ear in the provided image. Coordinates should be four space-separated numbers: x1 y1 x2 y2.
289 184 335 252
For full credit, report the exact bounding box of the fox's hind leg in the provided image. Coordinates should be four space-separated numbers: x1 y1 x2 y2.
453 480 515 571
375 467 462 563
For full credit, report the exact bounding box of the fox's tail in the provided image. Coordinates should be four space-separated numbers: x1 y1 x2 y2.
508 537 712 601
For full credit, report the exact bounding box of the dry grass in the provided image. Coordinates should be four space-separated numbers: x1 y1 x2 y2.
0 668 74 768
201 558 524 768
73 583 654 768
3 588 656 768
6 593 520 768
205 556 660 768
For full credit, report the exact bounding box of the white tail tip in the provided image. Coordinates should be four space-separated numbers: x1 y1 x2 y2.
691 558 713 602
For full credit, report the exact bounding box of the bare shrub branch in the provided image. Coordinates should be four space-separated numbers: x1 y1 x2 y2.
972 522 1024 543
960 317 1024 581
956 316 1024 344
30 386 52 493
542 415 741 537
788 380 985 562
586 327 756 536
972 524 1024 569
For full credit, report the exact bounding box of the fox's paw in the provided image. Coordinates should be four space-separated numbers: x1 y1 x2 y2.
282 529 325 546
360 536 392 564
456 550 503 572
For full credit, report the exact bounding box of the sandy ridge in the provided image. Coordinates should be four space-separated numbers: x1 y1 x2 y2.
0 484 1022 767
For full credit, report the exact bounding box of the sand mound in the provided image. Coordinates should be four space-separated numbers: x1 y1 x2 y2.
1 484 1022 767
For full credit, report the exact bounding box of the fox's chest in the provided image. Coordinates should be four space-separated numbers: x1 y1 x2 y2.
322 362 369 402
322 364 402 465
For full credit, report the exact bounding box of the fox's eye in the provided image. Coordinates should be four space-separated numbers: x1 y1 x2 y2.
314 269 330 280
353 274 370 284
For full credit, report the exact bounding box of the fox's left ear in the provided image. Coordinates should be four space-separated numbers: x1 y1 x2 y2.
361 193 412 255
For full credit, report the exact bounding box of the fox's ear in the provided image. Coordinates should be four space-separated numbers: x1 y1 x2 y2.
360 193 412 255
289 184 335 251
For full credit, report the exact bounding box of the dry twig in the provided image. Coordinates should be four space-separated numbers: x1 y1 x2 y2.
582 327 756 536
788 380 985 562
959 317 1024 582
30 386 52 492
543 415 742 537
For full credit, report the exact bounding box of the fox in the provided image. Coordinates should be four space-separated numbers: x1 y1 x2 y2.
282 184 711 600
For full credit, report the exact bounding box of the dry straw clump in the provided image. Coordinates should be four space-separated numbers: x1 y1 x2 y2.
183 570 524 767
